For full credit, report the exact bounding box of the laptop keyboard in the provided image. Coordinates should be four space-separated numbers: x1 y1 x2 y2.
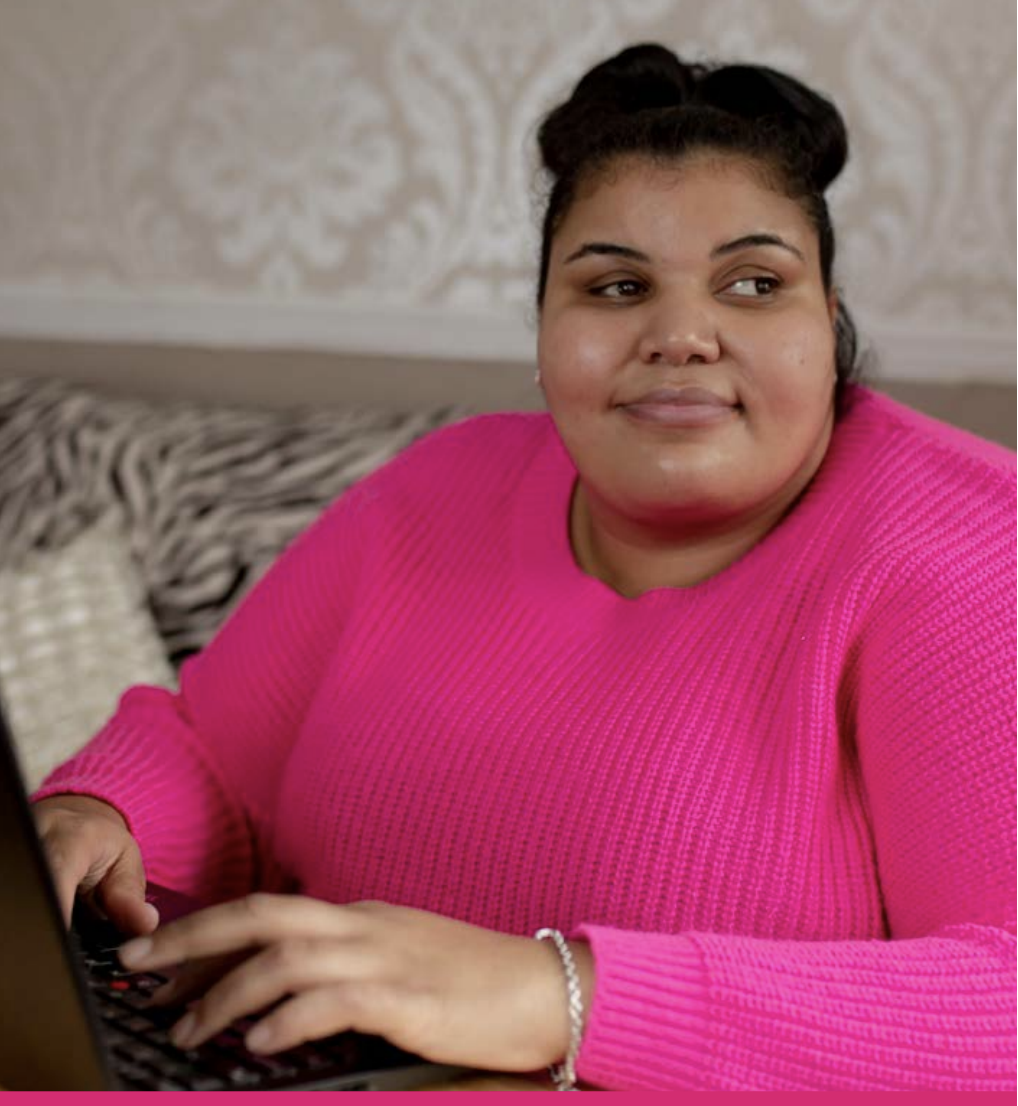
80 927 392 1090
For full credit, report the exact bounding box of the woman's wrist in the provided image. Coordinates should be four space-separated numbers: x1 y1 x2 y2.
33 792 129 832
534 931 595 1088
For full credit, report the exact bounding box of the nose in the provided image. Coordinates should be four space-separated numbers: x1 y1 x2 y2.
637 297 721 366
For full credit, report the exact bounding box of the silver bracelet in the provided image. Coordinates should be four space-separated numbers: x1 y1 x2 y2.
534 927 585 1091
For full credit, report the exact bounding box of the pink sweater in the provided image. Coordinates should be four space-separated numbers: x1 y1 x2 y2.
38 386 1016 1091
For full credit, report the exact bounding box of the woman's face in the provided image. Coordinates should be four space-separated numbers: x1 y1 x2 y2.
537 154 838 536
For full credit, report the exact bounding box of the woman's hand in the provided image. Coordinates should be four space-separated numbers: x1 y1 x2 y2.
32 794 158 934
119 894 593 1073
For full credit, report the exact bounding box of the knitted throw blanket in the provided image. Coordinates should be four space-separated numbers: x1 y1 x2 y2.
0 374 464 661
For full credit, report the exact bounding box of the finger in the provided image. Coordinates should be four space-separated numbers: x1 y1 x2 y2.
40 838 93 929
149 951 250 1008
243 985 387 1055
168 938 375 1049
120 893 344 970
97 847 157 936
104 894 158 936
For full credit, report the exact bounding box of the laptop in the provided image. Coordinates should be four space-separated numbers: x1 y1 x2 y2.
0 700 465 1091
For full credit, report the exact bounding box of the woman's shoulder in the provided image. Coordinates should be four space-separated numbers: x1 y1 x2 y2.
829 386 1014 584
412 410 555 453
385 410 553 469
350 410 558 506
838 385 1015 501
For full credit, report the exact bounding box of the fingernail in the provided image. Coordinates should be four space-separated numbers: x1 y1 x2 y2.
142 902 160 928
119 936 152 966
246 1023 273 1053
171 1011 198 1048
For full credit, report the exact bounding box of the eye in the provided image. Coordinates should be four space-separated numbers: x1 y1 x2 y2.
723 275 781 299
589 278 648 300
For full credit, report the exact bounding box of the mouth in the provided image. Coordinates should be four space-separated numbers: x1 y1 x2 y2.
618 386 740 428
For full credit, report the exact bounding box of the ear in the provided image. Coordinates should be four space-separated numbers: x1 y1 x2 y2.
827 289 839 328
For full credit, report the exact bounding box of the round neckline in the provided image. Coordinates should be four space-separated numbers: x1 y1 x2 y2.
511 406 866 612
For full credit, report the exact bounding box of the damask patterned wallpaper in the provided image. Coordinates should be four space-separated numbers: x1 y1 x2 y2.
0 0 1014 382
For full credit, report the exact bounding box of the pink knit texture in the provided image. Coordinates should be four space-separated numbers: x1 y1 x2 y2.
37 386 1016 1090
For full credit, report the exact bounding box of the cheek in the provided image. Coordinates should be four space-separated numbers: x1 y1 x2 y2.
538 316 624 404
737 320 836 414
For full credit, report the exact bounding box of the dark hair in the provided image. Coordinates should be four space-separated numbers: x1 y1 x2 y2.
536 44 860 396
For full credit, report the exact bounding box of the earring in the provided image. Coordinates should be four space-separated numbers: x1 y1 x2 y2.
534 368 543 387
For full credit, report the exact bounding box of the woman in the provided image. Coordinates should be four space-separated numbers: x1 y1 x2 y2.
32 45 1015 1090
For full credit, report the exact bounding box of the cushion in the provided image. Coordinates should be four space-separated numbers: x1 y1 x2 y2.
0 514 175 791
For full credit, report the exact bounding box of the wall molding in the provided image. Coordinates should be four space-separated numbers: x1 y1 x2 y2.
0 288 1012 385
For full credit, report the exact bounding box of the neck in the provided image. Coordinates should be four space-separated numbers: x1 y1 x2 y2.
569 486 801 595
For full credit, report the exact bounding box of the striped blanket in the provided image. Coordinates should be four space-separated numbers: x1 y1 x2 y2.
0 374 465 664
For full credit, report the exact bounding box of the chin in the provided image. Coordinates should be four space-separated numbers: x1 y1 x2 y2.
644 456 741 499
628 485 743 527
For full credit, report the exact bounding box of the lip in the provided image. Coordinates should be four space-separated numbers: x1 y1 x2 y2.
619 386 739 428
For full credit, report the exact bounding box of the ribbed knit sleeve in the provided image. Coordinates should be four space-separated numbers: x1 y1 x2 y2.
575 924 1014 1090
33 481 372 901
574 440 1016 1091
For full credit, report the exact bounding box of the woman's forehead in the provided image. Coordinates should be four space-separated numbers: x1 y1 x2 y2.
557 155 815 256
584 149 779 189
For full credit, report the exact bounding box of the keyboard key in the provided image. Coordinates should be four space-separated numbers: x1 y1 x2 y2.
152 1077 190 1090
247 1054 300 1080
189 1075 229 1091
226 1066 264 1087
119 1012 163 1034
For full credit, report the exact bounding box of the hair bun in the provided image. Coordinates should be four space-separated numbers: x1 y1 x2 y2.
538 45 848 192
538 44 703 178
696 65 848 190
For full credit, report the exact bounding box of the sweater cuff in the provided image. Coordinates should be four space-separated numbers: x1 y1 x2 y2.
571 924 711 1091
32 686 254 902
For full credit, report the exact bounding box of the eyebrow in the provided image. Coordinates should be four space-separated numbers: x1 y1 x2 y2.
563 234 804 265
563 242 651 265
711 233 804 261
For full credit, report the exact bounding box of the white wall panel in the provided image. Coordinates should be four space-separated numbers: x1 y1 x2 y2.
0 0 1013 381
